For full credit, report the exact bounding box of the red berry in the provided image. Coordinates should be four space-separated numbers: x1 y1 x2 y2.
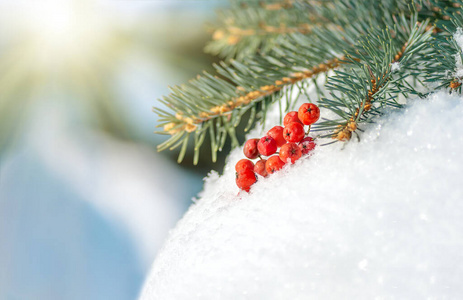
254 159 268 177
257 136 277 156
265 156 286 174
235 159 254 173
299 137 316 155
283 111 303 127
236 169 257 192
243 138 259 159
267 126 286 147
283 122 305 143
298 103 320 125
279 142 302 164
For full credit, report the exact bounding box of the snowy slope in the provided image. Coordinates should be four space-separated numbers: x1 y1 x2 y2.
140 91 463 299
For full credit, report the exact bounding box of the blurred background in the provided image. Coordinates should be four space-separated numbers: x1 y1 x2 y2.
0 0 228 299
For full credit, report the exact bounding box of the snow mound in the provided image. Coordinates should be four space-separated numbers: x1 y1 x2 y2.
140 92 463 299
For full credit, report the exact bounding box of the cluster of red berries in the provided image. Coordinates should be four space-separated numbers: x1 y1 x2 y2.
235 103 321 192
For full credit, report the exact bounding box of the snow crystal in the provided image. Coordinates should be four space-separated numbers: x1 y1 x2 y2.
140 91 463 299
390 62 400 72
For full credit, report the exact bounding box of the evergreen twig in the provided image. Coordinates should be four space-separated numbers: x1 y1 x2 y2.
154 0 461 164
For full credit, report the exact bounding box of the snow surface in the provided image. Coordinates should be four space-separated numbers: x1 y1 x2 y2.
140 91 463 299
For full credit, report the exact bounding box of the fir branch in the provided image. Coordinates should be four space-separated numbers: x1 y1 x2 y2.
157 5 383 163
206 0 429 61
154 0 459 164
205 1 330 60
203 57 344 122
316 17 434 141
424 3 463 92
156 55 345 164
257 0 296 10
238 0 328 10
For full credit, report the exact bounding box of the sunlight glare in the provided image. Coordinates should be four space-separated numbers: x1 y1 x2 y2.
18 0 112 68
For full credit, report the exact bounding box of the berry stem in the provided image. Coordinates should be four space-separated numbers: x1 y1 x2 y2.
306 125 312 136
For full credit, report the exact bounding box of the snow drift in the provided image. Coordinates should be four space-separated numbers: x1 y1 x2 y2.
140 91 463 299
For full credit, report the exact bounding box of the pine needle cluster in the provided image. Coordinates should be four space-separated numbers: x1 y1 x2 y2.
154 0 463 164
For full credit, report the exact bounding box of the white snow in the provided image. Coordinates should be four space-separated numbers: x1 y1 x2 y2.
453 28 463 50
453 28 463 79
390 62 400 72
140 91 463 299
